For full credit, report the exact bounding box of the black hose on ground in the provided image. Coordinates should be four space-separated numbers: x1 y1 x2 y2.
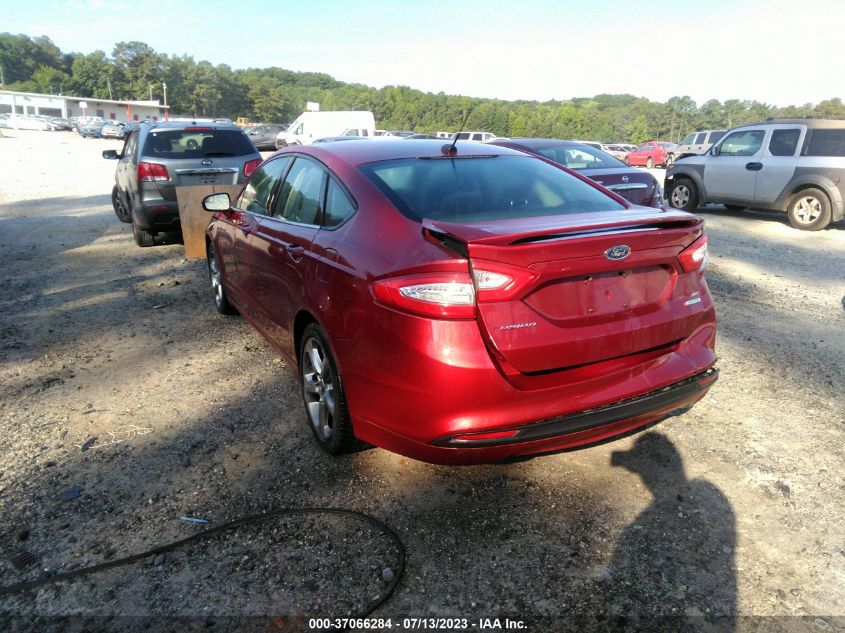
0 507 406 625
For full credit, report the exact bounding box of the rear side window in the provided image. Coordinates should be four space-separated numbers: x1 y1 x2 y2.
719 130 765 156
768 129 801 157
142 129 255 159
237 157 292 216
805 129 845 156
694 133 707 144
273 158 326 225
707 131 726 143
680 134 695 145
359 155 625 223
324 179 356 227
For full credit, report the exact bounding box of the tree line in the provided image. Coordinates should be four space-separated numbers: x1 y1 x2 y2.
2 33 843 144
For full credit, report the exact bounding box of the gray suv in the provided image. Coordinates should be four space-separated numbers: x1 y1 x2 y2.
103 121 261 246
668 129 726 163
665 118 845 230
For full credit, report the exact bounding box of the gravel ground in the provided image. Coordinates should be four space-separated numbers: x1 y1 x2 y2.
0 130 843 632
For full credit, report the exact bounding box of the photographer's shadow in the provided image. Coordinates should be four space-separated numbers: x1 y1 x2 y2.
600 433 736 630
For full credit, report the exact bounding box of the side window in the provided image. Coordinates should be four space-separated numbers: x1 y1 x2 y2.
636 144 647 151
718 130 765 156
680 134 695 145
708 131 726 144
324 179 356 227
694 132 707 144
768 129 801 157
645 144 654 151
123 130 138 159
236 156 291 216
361 129 369 137
273 158 327 225
805 129 845 156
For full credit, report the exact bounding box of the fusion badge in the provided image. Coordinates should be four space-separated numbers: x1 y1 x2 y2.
605 245 631 261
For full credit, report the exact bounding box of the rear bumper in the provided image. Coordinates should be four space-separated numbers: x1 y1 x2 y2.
355 368 717 465
132 184 180 232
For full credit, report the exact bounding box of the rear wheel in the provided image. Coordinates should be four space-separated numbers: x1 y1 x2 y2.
667 178 699 211
111 185 131 223
787 188 831 231
646 157 654 169
299 323 354 455
207 245 237 315
132 217 156 247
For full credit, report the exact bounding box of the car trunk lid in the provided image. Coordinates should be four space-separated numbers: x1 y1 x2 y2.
423 210 705 374
583 168 657 206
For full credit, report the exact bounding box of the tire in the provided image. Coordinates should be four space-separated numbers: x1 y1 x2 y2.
666 154 675 166
787 188 832 231
206 245 238 315
111 185 131 223
667 178 699 211
131 217 156 247
724 204 746 211
299 323 354 455
646 157 654 169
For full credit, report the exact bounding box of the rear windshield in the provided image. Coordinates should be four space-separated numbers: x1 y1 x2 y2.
805 129 845 157
359 155 626 223
531 143 627 170
142 129 255 159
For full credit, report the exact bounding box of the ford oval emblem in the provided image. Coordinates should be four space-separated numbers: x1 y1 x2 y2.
202 159 213 166
605 245 631 260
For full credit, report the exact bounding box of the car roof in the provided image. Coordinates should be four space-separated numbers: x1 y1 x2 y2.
492 138 584 150
739 118 845 129
141 121 243 132
288 138 521 166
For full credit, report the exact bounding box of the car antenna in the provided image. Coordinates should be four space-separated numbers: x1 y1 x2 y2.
442 105 474 156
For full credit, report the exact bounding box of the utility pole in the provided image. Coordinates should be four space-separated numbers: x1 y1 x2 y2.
162 82 167 107
149 83 153 100
106 76 114 100
0 64 4 87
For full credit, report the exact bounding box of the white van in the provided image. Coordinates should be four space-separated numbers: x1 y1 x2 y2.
276 111 375 148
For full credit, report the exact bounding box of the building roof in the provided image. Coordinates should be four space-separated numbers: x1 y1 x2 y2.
0 90 168 109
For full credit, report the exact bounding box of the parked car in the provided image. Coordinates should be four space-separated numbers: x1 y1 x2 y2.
6 114 56 131
378 130 416 139
78 119 109 138
667 130 727 164
665 118 845 230
453 131 497 142
625 141 675 168
101 121 135 139
245 124 287 150
601 143 630 160
201 140 718 464
491 138 663 208
102 121 261 246
276 111 375 148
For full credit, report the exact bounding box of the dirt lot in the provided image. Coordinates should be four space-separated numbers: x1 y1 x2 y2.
0 129 843 632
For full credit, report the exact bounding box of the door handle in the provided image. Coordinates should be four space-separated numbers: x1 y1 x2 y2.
745 162 763 171
286 242 304 262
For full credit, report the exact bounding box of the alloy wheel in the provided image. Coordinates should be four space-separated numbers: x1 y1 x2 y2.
209 251 224 308
792 196 821 224
302 337 336 441
671 184 690 208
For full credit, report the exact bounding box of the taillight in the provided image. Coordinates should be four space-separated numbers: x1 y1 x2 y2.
372 273 476 319
137 161 169 182
678 235 708 273
243 158 262 178
472 260 537 302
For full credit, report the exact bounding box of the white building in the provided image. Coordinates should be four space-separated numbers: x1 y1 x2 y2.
0 90 169 121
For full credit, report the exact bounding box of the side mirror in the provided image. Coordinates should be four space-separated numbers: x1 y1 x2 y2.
102 149 120 159
709 145 720 156
203 192 231 212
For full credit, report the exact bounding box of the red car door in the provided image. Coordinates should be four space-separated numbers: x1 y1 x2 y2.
628 143 647 166
249 156 325 354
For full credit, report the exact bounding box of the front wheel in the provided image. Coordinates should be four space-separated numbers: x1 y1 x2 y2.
787 188 832 231
299 323 354 455
207 246 238 315
667 178 699 211
112 185 131 223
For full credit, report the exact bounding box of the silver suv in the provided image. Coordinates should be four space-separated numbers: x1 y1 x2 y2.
103 121 261 246
665 118 845 230
668 129 726 163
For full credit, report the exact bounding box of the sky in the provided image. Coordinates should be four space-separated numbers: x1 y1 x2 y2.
3 0 843 107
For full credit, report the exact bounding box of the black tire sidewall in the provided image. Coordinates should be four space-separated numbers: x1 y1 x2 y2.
206 246 237 315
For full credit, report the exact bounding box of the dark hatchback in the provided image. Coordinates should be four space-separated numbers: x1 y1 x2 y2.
245 124 287 151
491 138 662 208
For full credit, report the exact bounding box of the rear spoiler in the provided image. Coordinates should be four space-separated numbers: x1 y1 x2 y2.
421 211 702 247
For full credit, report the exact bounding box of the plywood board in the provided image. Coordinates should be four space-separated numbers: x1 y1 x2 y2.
176 185 242 259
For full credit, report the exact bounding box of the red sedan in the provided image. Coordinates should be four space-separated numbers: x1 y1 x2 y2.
625 141 675 168
203 140 717 465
